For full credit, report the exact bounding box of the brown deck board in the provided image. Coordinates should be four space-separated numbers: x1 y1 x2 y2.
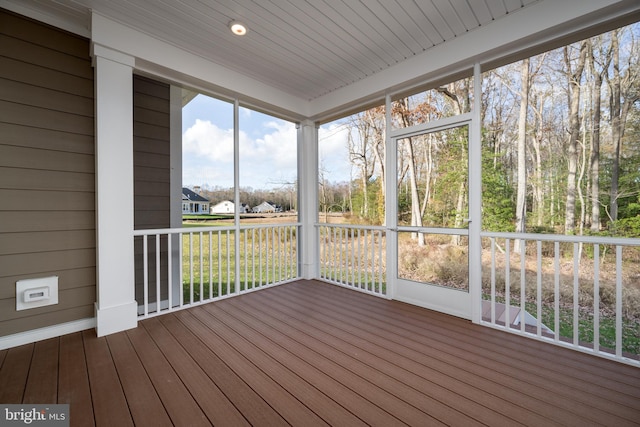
232 284 549 426
140 317 250 427
58 332 94 427
330 283 640 401
177 308 329 427
292 282 640 424
150 310 364 427
404 295 640 390
221 290 521 425
105 332 172 427
271 282 637 425
82 330 133 427
125 323 211 426
23 338 59 404
210 297 478 426
0 343 33 403
1 279 639 427
196 303 414 426
159 312 288 426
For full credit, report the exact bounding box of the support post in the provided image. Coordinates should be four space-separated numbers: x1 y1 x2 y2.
384 94 398 299
469 63 483 323
298 120 319 279
92 44 137 336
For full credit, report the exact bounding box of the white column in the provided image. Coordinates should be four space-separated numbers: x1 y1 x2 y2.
384 94 398 300
92 44 137 336
469 63 483 323
298 120 319 279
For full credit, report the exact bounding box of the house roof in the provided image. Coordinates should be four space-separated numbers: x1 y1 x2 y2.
182 187 209 203
5 0 639 122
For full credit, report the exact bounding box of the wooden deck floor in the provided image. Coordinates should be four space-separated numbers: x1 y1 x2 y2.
1 279 639 426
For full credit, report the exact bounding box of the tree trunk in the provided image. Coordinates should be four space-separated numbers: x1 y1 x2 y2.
532 100 544 227
610 30 621 223
451 180 466 246
406 137 424 245
588 38 608 232
564 42 587 234
367 108 386 224
422 137 433 215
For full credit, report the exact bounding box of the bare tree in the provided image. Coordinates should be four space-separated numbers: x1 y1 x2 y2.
607 28 640 223
393 98 425 244
587 36 612 231
347 112 377 219
564 41 588 234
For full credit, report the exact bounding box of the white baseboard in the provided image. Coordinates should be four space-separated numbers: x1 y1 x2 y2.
0 318 96 350
95 301 138 337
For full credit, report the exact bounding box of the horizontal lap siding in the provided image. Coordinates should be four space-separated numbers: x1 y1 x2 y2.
0 9 95 336
133 75 171 304
134 75 170 230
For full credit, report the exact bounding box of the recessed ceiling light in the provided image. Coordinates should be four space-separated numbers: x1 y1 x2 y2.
229 20 247 36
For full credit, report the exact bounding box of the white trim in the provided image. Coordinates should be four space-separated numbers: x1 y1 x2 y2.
95 301 137 337
93 49 138 336
0 318 96 350
91 44 136 68
394 279 472 321
388 112 473 139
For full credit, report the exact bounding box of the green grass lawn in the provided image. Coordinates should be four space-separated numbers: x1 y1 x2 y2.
180 228 298 302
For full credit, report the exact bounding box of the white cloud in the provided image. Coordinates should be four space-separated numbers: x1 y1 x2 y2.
182 119 234 161
318 122 351 183
182 118 298 189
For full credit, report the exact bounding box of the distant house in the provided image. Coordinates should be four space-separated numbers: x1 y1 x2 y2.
211 200 234 214
252 201 277 213
211 201 251 214
182 187 210 214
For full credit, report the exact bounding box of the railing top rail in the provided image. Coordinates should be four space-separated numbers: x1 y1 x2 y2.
480 230 640 246
397 226 469 236
238 222 301 230
133 222 301 236
316 223 387 231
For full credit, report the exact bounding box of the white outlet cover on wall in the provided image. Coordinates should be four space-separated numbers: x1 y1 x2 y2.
16 276 59 311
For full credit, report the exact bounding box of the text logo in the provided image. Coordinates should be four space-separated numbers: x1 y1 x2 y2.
1 405 69 426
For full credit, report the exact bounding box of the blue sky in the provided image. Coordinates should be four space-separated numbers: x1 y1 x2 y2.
181 94 352 190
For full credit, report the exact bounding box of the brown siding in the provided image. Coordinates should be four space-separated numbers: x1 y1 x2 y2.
133 75 171 230
133 75 171 304
0 9 96 336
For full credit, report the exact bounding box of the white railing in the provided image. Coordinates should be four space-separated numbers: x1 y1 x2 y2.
481 231 640 366
133 223 300 318
318 224 387 297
